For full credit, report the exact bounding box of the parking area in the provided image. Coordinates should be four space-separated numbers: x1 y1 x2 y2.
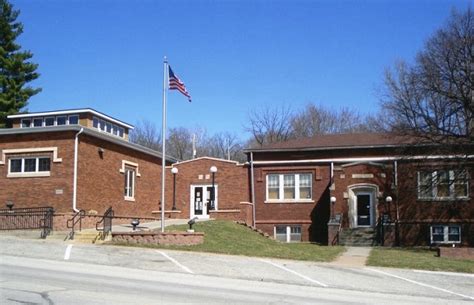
0 235 473 303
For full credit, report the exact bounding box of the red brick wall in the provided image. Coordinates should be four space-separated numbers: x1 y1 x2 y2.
253 164 331 243
166 158 250 220
76 134 163 218
0 132 75 210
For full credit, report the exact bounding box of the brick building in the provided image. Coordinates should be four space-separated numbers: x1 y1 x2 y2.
1 109 472 247
0 109 176 220
245 134 474 246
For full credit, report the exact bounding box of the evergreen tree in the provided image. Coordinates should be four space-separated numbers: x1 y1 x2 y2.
0 0 41 127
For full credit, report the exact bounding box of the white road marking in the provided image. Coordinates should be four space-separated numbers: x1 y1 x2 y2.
64 244 73 260
158 251 194 274
367 268 474 301
413 269 474 278
260 259 328 287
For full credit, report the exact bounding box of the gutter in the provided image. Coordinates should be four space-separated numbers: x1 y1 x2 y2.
72 128 84 212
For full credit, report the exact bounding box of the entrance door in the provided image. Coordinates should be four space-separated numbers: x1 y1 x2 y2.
190 185 218 219
356 193 372 227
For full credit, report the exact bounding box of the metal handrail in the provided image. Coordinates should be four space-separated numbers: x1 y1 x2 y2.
96 207 114 234
39 208 54 239
67 209 85 239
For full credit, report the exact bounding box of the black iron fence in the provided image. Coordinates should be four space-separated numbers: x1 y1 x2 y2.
66 209 85 240
0 206 54 238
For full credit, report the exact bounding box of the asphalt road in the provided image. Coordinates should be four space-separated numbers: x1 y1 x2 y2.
0 236 473 304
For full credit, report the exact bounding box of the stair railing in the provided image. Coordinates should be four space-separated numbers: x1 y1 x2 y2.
66 209 85 240
96 207 114 239
39 207 55 239
331 213 343 246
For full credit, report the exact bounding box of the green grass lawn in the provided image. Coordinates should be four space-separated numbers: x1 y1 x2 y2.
115 220 344 262
367 247 474 273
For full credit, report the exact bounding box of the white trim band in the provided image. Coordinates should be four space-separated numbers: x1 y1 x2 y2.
0 147 62 165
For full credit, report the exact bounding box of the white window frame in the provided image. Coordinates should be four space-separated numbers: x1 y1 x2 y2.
274 225 302 243
20 119 31 128
68 115 79 125
430 225 461 244
266 173 313 203
32 117 43 127
44 116 55 126
7 156 51 178
417 170 469 200
124 167 136 201
56 115 67 126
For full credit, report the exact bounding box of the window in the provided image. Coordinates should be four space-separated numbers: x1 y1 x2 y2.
266 173 312 202
275 225 302 242
68 115 79 125
33 118 43 127
45 117 55 126
21 119 31 128
8 156 51 177
56 116 66 125
124 167 136 200
267 174 280 200
112 125 118 135
99 120 106 131
118 127 124 137
430 225 461 244
93 117 99 128
418 170 469 200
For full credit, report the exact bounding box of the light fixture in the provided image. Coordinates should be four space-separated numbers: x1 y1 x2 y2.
210 166 217 210
385 196 393 204
171 167 178 210
330 196 336 204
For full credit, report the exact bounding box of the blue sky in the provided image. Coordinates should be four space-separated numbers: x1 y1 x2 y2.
12 0 471 138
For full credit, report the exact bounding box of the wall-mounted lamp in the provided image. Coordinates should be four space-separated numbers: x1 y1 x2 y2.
6 201 14 210
385 196 393 204
98 147 105 158
330 196 336 219
210 166 217 210
171 167 179 210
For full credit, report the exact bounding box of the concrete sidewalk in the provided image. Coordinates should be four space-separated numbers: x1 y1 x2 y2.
331 247 372 267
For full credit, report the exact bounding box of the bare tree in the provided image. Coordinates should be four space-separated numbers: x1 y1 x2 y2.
129 119 161 151
291 104 375 137
167 127 193 160
381 7 473 147
245 105 294 146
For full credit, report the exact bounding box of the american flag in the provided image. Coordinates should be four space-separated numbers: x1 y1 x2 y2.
168 66 191 102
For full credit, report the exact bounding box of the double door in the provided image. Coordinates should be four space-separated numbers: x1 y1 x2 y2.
191 185 217 219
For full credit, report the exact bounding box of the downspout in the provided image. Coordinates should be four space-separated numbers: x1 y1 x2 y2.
250 152 256 228
72 128 84 212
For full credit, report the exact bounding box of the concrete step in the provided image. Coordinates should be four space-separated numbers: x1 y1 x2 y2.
72 231 111 244
339 228 378 247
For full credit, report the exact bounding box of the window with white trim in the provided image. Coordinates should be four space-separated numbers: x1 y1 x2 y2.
417 170 469 200
92 116 126 138
430 225 461 244
56 116 66 125
124 167 136 200
21 119 31 128
68 115 79 125
33 118 43 127
275 225 302 242
8 156 51 177
45 117 55 126
266 173 312 201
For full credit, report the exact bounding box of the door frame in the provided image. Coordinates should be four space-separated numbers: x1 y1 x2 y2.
355 191 373 227
190 184 218 219
348 184 378 228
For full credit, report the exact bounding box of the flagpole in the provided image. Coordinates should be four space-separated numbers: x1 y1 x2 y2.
161 56 168 233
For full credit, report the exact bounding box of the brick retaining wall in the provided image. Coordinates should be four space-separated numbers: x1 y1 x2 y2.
112 231 204 246
438 247 474 260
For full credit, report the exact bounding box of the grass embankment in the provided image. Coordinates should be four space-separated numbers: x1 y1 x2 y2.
367 247 474 273
117 220 344 262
